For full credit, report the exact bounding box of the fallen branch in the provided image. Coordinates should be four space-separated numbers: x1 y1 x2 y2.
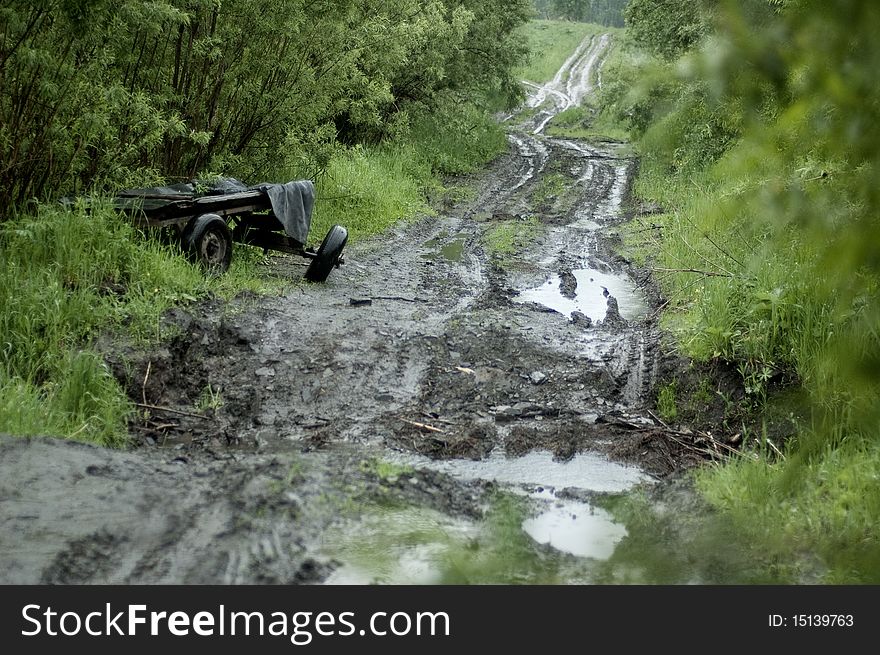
764 437 786 460
401 419 445 434
135 403 211 421
372 296 425 303
651 267 733 278
647 409 671 430
421 412 455 426
149 423 178 431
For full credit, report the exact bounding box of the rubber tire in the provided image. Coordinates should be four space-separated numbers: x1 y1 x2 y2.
304 225 348 283
182 213 233 274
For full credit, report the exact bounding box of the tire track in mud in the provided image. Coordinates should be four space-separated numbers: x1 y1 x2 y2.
156 27 664 514
0 33 677 584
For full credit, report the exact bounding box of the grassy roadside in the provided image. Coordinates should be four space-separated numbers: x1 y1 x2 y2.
0 201 290 446
578 26 880 582
0 103 508 447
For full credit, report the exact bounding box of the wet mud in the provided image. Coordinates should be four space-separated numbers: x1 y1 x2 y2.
0 33 725 584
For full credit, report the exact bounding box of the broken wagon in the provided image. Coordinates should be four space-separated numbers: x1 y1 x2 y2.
111 178 347 282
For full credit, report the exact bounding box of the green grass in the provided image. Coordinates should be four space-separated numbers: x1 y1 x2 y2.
311 102 507 245
656 381 678 423
516 20 604 83
483 216 541 263
622 152 880 581
694 438 880 583
599 29 880 581
311 144 433 244
0 204 205 445
359 457 415 483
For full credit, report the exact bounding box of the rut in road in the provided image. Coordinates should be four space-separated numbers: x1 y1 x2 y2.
0 33 680 586
124 31 662 468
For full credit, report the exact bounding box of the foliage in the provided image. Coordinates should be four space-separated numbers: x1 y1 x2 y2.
656 381 678 422
532 0 628 26
0 0 531 211
0 203 209 445
612 0 880 580
624 0 710 60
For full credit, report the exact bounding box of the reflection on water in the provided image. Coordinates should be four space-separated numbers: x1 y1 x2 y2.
422 233 467 263
320 450 650 584
522 499 627 559
388 449 649 493
515 267 648 322
318 454 794 585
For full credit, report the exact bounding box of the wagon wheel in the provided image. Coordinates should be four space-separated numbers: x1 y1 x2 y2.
182 214 233 274
304 225 348 283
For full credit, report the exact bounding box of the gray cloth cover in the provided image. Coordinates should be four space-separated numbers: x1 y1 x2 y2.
114 177 315 243
261 180 314 244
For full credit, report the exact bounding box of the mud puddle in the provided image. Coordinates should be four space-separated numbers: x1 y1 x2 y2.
514 267 649 322
522 493 626 559
386 449 649 492
422 233 467 263
318 448 648 581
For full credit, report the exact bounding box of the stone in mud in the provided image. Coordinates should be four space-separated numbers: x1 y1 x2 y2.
495 402 544 422
571 311 593 328
255 367 276 378
529 371 548 385
558 269 577 299
602 296 627 327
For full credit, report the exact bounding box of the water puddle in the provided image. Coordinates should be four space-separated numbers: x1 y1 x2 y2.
515 268 649 322
388 449 649 493
393 450 642 560
322 507 479 585
422 233 467 263
522 497 627 559
317 447 785 583
319 450 649 583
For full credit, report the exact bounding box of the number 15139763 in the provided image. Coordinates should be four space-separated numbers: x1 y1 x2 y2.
769 614 854 628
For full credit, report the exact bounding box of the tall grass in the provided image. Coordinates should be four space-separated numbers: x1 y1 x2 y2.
311 103 507 244
598 26 880 581
0 204 206 445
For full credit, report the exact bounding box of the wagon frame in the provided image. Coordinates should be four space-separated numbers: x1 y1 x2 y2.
112 180 347 282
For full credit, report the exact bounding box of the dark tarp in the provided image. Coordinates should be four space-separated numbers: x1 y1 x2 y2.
113 177 315 243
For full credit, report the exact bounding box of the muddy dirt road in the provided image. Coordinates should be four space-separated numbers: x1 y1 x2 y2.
1 34 709 584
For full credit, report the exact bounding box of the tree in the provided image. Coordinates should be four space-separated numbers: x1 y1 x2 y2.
0 0 531 210
624 0 708 60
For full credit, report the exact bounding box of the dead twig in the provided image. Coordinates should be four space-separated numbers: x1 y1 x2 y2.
647 409 671 430
421 412 455 426
764 437 786 461
149 423 178 431
652 267 733 278
142 360 151 406
401 419 445 434
135 403 211 421
647 409 742 458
